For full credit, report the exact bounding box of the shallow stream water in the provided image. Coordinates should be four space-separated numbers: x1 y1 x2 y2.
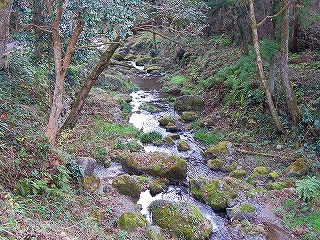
128 74 240 239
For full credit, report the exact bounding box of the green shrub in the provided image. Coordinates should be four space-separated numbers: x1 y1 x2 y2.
295 176 320 202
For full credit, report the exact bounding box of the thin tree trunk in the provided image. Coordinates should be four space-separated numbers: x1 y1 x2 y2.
280 0 300 123
62 36 120 130
0 0 13 58
248 0 284 133
290 1 299 53
44 4 83 145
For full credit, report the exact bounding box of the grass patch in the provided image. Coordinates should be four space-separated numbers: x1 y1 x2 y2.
140 131 163 144
170 75 188 84
191 121 222 145
95 120 141 139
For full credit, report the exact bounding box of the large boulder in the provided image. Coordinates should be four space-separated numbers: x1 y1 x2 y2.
148 200 212 240
113 93 132 103
181 111 199 122
285 158 309 176
112 174 142 197
189 178 237 211
117 212 148 231
174 95 204 112
119 152 187 180
204 141 233 158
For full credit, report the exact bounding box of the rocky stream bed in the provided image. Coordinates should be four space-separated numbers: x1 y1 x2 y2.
77 73 299 240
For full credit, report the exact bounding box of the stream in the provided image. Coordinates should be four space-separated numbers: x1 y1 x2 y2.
94 73 265 239
127 74 256 240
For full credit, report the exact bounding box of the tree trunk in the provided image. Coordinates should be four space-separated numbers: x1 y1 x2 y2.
280 0 300 123
248 0 284 133
0 0 13 58
44 5 83 145
62 36 120 130
290 1 299 53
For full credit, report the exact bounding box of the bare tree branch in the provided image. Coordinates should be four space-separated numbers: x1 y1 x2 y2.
257 1 292 28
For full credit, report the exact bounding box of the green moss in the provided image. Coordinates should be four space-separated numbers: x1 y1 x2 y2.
167 133 180 140
221 162 238 173
164 136 175 146
136 56 152 66
83 175 100 192
117 212 148 231
266 182 285 190
181 111 199 122
204 141 232 157
112 174 141 197
158 116 175 126
120 152 187 180
189 178 236 211
149 178 170 195
148 200 212 240
112 53 125 61
207 159 223 170
268 171 280 179
177 140 190 151
239 203 255 213
285 158 309 176
124 54 136 60
230 169 247 179
252 166 268 177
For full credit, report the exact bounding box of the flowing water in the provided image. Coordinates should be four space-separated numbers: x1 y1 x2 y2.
128 74 238 239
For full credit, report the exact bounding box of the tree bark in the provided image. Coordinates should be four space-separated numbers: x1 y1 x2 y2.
62 36 120 130
280 0 300 123
0 0 13 58
248 0 284 133
290 1 299 53
44 3 83 145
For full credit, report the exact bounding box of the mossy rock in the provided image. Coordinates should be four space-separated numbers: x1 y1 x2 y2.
207 159 223 171
165 122 179 132
145 225 171 240
181 111 199 122
177 140 190 151
136 56 152 66
204 141 232 158
119 152 187 180
149 178 170 195
227 203 256 221
268 171 280 179
164 136 175 146
221 162 238 173
189 178 236 211
112 174 141 197
117 212 148 231
252 166 268 178
112 53 125 61
83 175 100 192
146 65 161 73
230 169 247 179
174 95 204 112
124 54 136 60
285 158 309 176
266 182 285 190
148 200 212 240
158 116 175 126
113 93 132 103
168 133 180 140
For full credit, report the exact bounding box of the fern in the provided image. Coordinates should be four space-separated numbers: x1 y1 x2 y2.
295 176 320 202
